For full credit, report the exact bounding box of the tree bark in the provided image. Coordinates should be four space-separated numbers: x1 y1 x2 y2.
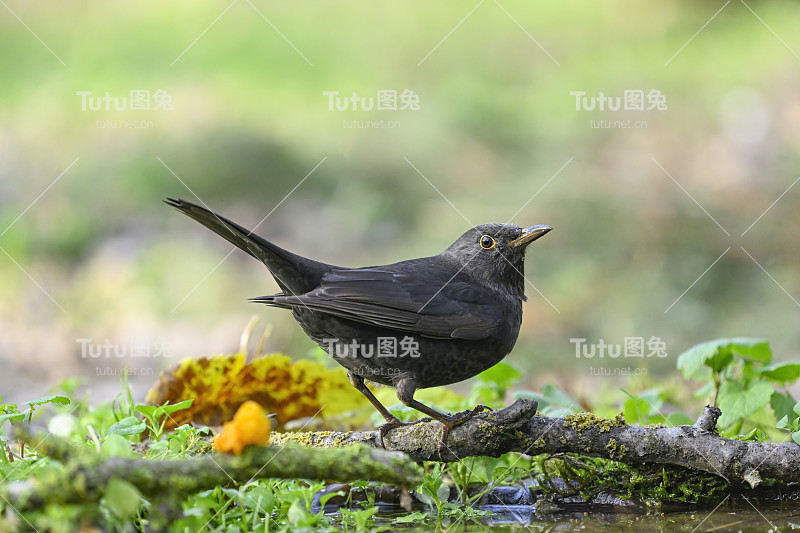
270 399 800 488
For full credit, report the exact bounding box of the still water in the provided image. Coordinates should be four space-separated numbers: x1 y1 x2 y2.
329 502 800 532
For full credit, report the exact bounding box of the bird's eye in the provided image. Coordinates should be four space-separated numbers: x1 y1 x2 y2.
479 235 496 250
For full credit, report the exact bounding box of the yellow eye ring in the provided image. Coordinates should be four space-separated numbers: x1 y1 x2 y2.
479 235 496 250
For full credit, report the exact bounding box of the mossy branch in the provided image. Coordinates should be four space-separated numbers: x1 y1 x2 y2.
272 399 800 488
6 428 422 510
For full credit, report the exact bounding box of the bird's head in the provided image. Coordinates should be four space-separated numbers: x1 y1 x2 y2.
442 223 552 299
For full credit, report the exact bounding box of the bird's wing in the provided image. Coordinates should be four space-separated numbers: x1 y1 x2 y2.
252 266 504 340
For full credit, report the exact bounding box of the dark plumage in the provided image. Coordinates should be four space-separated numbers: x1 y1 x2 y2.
165 198 551 451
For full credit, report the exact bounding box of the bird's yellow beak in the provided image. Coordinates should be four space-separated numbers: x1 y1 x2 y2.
509 225 552 248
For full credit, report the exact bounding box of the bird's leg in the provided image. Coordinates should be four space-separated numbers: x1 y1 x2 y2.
347 371 423 448
396 378 488 461
347 371 398 423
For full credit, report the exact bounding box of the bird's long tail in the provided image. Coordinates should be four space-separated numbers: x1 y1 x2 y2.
164 198 269 261
164 198 333 294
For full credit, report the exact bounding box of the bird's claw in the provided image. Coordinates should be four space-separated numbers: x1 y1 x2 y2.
436 404 490 461
451 404 491 421
377 417 430 449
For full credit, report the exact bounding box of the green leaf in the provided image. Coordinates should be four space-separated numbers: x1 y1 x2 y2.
108 416 147 436
469 384 500 406
415 490 434 507
717 380 774 428
793 432 800 446
287 499 309 526
730 339 772 363
771 391 797 422
417 474 445 507
515 383 577 416
101 434 137 458
240 487 275 513
395 511 428 524
737 428 767 442
622 395 649 425
103 477 142 519
664 412 695 427
794 400 800 417
318 490 345 508
0 412 25 425
436 480 450 503
476 362 522 393
136 399 193 421
146 439 170 458
465 457 499 484
706 350 734 373
759 362 800 383
158 399 193 416
677 341 727 379
27 395 70 407
677 338 771 380
621 389 663 424
776 415 790 430
340 507 379 529
134 405 158 418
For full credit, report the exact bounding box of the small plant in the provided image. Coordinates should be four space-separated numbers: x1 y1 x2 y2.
146 424 212 458
677 338 800 434
776 400 800 445
395 511 428 524
620 388 694 427
416 471 451 516
468 361 522 407
417 471 450 516
238 483 277 530
339 505 379 532
108 400 193 441
0 394 71 427
514 382 578 417
1 394 71 463
136 400 195 441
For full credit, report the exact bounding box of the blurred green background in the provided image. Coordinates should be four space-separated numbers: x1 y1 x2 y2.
1 1 798 404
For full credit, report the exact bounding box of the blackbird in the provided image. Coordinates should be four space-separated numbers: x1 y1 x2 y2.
165 198 551 452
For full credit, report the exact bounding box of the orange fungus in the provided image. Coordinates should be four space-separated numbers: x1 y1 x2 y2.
214 400 271 454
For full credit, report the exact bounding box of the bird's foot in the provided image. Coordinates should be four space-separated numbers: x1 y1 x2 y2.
377 416 431 449
436 404 490 461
